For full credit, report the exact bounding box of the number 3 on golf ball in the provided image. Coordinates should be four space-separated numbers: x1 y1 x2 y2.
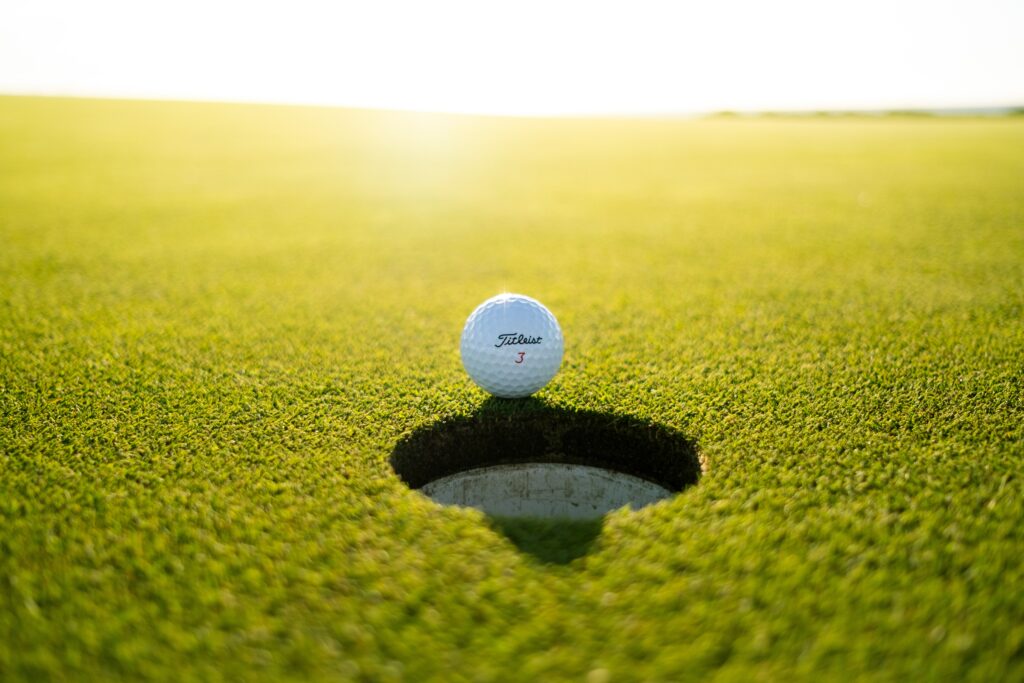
460 293 564 399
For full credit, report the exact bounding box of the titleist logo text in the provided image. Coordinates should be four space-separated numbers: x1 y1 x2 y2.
494 333 543 348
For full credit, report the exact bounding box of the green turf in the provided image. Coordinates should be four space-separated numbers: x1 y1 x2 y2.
1 96 1022 681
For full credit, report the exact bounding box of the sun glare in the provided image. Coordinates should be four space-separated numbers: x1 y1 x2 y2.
1 0 1022 115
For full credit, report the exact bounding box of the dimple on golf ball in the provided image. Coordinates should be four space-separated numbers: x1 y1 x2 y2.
460 293 564 399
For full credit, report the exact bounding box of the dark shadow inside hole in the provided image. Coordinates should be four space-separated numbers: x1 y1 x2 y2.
390 397 701 564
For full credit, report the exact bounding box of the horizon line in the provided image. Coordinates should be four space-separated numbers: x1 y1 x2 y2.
2 90 1023 120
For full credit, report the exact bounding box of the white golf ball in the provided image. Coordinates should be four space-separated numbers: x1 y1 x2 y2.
460 293 564 399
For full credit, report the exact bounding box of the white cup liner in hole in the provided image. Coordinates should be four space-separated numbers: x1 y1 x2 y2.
420 462 673 519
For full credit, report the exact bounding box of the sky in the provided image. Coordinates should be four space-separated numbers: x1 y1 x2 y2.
1 0 1022 116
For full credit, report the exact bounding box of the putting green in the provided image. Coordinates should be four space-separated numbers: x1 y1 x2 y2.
1 96 1022 681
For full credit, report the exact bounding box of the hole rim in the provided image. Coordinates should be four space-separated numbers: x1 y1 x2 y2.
390 401 702 502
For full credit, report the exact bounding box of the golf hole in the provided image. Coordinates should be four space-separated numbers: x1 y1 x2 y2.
391 402 701 520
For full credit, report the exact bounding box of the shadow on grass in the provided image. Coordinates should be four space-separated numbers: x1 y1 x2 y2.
391 397 701 565
486 515 605 565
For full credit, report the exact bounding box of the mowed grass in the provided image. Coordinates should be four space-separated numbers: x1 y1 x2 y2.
1 96 1022 681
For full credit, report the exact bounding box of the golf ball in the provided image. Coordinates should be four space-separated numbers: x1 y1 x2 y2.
460 293 564 399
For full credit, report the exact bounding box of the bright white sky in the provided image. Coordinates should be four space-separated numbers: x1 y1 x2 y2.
1 0 1022 115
